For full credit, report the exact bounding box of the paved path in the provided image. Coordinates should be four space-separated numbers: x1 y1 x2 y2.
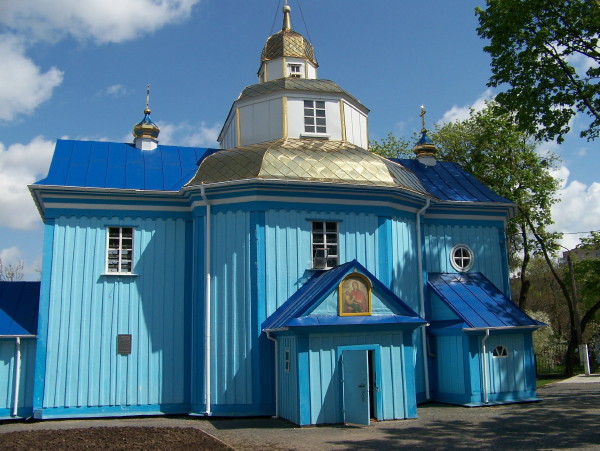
1 375 599 450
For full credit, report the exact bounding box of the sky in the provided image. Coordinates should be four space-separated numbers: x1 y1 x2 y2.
0 0 598 280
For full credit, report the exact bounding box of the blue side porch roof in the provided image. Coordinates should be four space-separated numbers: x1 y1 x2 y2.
0 282 40 337
427 272 542 332
36 139 221 191
262 260 426 332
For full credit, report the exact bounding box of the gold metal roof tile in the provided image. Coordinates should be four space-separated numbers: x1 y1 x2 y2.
187 139 428 195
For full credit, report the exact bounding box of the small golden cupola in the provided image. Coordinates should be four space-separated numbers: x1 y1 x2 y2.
133 85 160 150
412 105 438 166
258 2 318 82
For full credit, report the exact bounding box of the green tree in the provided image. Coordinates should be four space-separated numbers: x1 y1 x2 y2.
370 105 561 310
432 104 561 311
369 132 412 159
476 0 600 143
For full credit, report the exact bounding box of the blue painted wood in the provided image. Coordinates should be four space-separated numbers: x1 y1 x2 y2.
38 215 190 414
297 335 310 425
377 217 392 287
191 215 205 411
33 219 55 414
0 339 36 418
423 223 506 289
341 349 370 425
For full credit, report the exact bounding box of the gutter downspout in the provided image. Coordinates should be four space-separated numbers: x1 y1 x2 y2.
12 337 21 417
265 332 279 418
200 185 212 416
482 329 490 404
416 198 431 400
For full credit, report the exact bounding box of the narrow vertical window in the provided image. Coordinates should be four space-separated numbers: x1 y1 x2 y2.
284 348 291 372
304 100 327 134
288 63 302 78
312 221 338 269
107 227 134 273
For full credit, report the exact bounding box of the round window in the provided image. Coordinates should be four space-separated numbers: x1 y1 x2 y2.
450 244 474 272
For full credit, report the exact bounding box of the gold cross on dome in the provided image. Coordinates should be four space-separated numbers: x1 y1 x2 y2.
419 105 427 130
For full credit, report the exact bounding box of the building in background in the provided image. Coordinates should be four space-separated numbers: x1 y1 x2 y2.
2 5 541 425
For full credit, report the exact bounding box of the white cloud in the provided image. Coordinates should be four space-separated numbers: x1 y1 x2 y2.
157 121 221 148
0 34 64 121
439 89 494 124
0 246 23 264
549 165 600 249
0 0 200 45
0 246 41 281
0 136 55 230
101 84 130 98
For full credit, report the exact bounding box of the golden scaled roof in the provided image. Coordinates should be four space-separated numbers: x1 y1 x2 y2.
260 5 318 66
186 138 428 194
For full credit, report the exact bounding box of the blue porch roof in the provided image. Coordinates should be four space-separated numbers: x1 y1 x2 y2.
395 159 511 203
262 260 425 332
36 139 220 191
427 273 540 330
0 282 40 337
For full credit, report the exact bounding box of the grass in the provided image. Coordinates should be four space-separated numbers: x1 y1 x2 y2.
536 375 565 388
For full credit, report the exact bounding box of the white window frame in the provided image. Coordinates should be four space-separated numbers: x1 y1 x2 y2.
304 100 327 134
106 227 134 274
450 244 474 272
288 63 302 78
311 221 338 269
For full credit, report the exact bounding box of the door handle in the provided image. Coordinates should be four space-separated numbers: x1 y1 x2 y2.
358 384 365 388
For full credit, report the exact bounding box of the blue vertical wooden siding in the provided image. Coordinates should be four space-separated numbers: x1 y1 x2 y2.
278 335 299 424
423 223 505 289
209 209 259 412
0 339 36 418
436 335 466 396
485 334 526 394
39 215 189 417
389 216 419 312
305 332 412 425
190 213 205 412
264 209 380 317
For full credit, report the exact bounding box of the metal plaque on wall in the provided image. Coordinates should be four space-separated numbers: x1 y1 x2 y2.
117 334 132 355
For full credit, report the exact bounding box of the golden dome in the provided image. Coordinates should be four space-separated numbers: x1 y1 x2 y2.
133 85 160 141
186 138 427 194
260 5 318 67
132 107 160 141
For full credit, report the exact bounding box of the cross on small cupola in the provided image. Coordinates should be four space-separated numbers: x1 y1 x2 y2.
412 105 438 166
133 84 160 151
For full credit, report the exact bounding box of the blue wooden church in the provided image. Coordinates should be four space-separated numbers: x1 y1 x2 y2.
1 5 542 425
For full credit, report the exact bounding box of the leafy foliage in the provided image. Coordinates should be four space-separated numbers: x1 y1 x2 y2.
476 0 600 143
370 103 561 310
369 132 413 159
433 104 561 309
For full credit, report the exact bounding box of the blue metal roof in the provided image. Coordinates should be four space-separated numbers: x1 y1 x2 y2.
262 260 424 331
394 159 512 203
427 273 539 330
0 282 40 336
36 139 221 191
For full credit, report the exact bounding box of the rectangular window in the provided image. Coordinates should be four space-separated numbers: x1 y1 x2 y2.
304 100 327 134
284 348 291 372
107 227 133 273
312 221 338 269
289 63 302 78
